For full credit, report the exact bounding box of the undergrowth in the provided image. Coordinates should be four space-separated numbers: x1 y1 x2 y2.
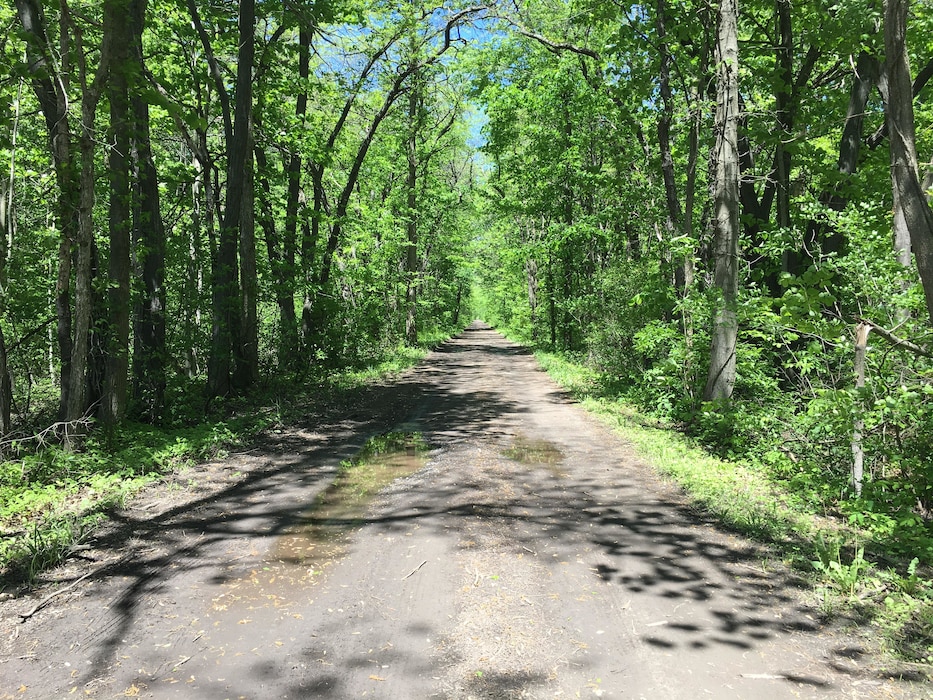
534 349 933 669
0 343 432 587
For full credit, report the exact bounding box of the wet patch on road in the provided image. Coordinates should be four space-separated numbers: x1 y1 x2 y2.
273 432 429 566
502 434 566 477
213 433 429 612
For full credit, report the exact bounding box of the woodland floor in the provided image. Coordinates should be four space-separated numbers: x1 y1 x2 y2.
0 323 928 699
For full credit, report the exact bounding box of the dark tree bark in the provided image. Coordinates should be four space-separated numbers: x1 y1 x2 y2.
199 0 255 398
100 0 132 425
15 0 78 419
655 0 687 291
235 118 259 390
129 0 166 421
773 0 793 233
793 52 880 275
277 28 311 362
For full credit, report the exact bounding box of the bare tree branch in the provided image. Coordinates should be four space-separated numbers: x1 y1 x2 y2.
857 317 933 359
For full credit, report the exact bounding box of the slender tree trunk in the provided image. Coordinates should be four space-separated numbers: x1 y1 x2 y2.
0 77 22 434
526 256 538 340
0 101 16 434
279 28 310 362
885 0 933 325
254 145 294 367
655 0 686 290
796 52 879 274
65 4 108 425
703 0 741 402
235 119 259 389
305 9 477 349
405 70 420 346
773 0 793 233
851 322 869 496
300 166 323 349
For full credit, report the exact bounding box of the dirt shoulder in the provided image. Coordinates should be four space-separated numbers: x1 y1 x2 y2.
0 324 926 699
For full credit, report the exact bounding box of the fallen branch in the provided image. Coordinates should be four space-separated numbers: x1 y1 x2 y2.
19 571 93 622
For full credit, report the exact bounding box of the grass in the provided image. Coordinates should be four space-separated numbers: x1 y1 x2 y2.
534 349 933 669
0 343 434 587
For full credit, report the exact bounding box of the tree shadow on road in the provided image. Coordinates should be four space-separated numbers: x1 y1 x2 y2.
5 326 923 698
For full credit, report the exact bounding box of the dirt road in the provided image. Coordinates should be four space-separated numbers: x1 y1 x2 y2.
0 324 921 698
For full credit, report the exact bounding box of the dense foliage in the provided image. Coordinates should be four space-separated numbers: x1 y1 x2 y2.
472 0 933 561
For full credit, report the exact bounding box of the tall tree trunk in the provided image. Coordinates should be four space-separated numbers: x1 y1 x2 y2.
129 0 166 421
526 256 538 341
279 28 310 363
101 0 132 425
703 0 741 402
655 0 686 290
235 120 259 389
405 69 420 346
773 0 793 233
206 0 254 398
15 0 78 419
65 4 108 425
0 83 17 434
301 166 323 347
884 0 933 325
796 52 879 274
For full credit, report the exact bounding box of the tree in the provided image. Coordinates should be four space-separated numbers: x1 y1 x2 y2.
884 0 933 325
703 0 741 402
14 0 80 419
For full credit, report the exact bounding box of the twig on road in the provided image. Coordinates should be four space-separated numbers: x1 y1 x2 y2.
19 571 93 622
401 560 428 580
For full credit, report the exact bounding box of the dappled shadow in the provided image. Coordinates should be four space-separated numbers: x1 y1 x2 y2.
2 325 915 698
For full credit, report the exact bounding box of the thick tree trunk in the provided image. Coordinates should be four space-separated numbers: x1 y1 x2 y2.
100 0 132 425
67 100 98 423
207 0 254 398
66 4 109 425
703 0 741 402
129 0 166 421
885 0 933 325
15 0 78 419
